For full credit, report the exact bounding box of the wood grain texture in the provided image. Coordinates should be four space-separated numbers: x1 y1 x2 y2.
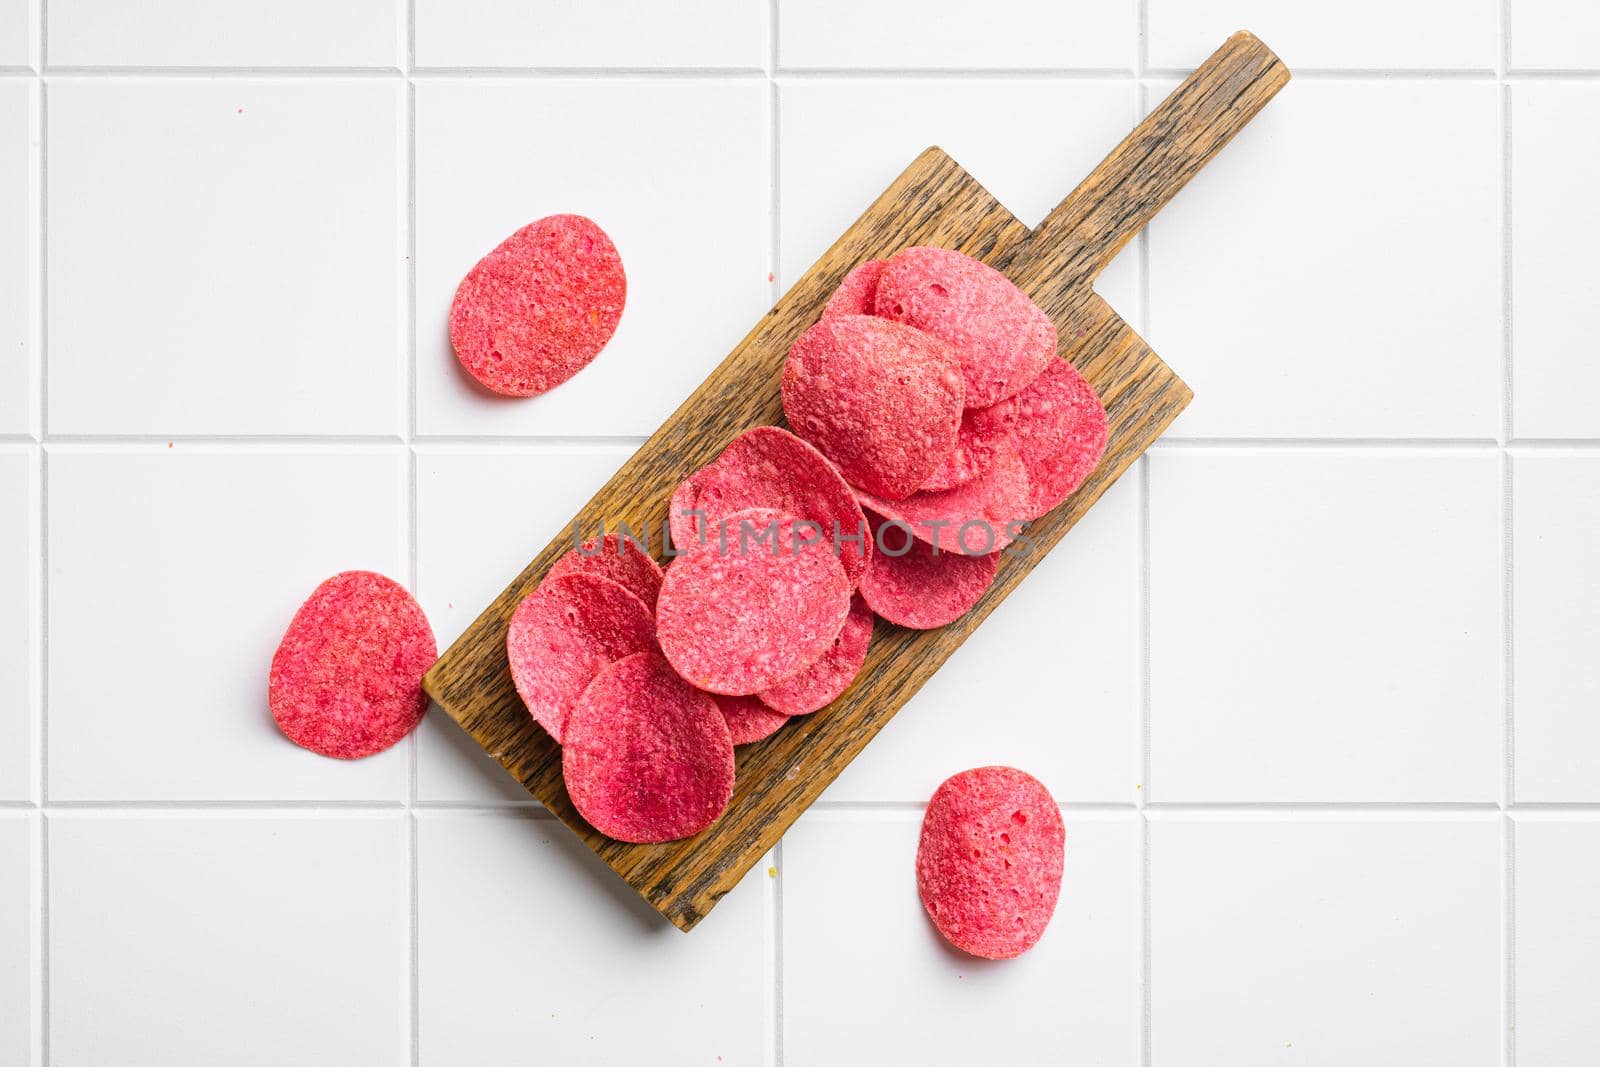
423 31 1289 931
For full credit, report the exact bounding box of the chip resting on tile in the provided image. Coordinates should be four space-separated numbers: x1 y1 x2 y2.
270 570 436 760
448 213 625 397
506 573 656 743
563 652 735 843
917 766 1066 960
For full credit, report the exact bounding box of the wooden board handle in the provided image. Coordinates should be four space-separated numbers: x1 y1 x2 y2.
1009 30 1289 289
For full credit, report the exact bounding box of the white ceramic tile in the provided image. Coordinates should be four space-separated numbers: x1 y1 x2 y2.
1148 80 1500 438
784 809 1137 1066
1512 85 1600 438
47 447 409 801
416 812 770 1065
0 814 37 1067
779 0 1131 71
47 0 400 67
415 79 768 437
1514 816 1600 1062
49 813 407 1066
825 474 1138 804
1513 454 1600 801
0 80 34 435
0 448 36 802
1150 815 1501 1065
1149 451 1501 802
1511 0 1600 69
0 0 31 66
47 78 403 435
416 0 764 69
779 78 1141 323
1147 0 1497 71
414 444 636 803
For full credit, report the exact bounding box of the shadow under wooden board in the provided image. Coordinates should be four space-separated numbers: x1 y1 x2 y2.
424 31 1290 931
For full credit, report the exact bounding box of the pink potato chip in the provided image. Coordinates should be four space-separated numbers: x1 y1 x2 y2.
757 593 874 715
656 512 852 696
875 246 1058 409
917 766 1066 960
922 358 1108 515
781 314 965 502
855 441 1032 555
545 532 665 609
714 693 792 745
270 571 437 760
821 259 888 320
563 652 735 843
505 573 657 743
668 426 871 585
859 520 999 630
448 214 626 398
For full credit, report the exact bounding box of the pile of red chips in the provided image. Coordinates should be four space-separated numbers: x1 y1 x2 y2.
506 247 1107 845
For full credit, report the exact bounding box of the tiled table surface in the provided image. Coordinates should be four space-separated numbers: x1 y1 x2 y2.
2 0 1599 1064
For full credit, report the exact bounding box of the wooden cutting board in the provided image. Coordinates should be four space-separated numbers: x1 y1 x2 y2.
423 31 1290 931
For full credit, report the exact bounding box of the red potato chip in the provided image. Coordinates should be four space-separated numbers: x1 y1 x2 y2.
656 512 852 696
923 358 1108 516
545 532 665 609
859 520 999 630
875 246 1058 409
714 693 792 745
270 571 436 760
563 652 735 843
782 314 964 502
757 593 874 715
448 214 625 398
821 258 888 319
668 426 871 585
855 441 1032 555
505 573 656 743
917 766 1066 960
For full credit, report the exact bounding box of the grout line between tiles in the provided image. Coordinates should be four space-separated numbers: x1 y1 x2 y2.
44 65 407 77
26 800 1600 815
777 66 1136 79
411 803 552 816
39 433 408 446
1497 5 1516 1060
1504 814 1517 1066
13 66 1600 83
44 800 409 811
1150 66 1497 79
1137 446 1153 1067
1507 438 1600 449
36 805 47 1066
402 3 422 1060
35 26 49 1057
1133 5 1153 1048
